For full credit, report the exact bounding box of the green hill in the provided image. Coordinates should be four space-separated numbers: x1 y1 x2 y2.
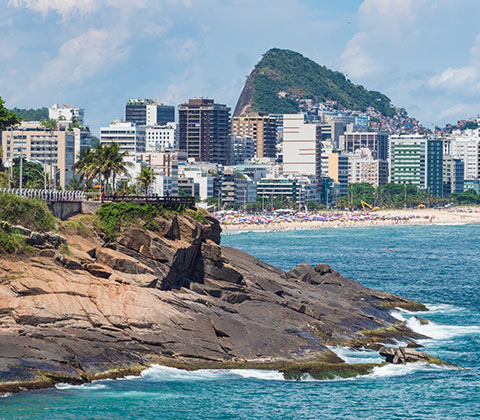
234 48 395 117
11 107 48 121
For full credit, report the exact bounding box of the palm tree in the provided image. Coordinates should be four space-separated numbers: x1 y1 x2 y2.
75 143 133 196
67 176 83 191
96 143 132 194
137 166 154 198
75 147 97 191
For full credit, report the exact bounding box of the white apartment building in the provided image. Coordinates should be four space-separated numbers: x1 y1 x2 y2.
282 114 322 182
347 148 388 187
182 167 214 200
123 151 179 196
145 123 177 152
49 104 85 126
450 136 480 180
100 120 146 155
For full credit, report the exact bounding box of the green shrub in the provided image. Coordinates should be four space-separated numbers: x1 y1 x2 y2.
97 202 160 240
0 230 32 255
185 208 208 225
0 193 56 231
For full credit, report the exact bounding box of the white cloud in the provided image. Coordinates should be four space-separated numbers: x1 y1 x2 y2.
33 28 128 86
340 32 383 79
428 35 480 92
8 0 97 17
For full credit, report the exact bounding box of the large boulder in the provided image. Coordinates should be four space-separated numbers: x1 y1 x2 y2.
378 346 434 364
96 248 155 275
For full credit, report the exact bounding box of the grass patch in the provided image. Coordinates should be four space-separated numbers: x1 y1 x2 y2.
97 202 164 240
0 193 56 231
185 208 209 225
96 202 212 240
0 230 33 255
62 219 95 238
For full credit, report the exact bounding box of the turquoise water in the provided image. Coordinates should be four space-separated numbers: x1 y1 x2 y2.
2 224 480 419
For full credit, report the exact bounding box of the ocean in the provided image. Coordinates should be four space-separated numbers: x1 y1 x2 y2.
1 224 479 419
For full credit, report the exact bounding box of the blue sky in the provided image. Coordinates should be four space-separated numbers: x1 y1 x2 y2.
2 0 480 135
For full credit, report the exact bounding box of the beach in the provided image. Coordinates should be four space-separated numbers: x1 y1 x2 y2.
219 207 480 233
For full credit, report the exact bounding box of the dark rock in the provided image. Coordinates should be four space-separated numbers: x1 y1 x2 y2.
39 249 56 258
379 346 433 364
314 263 333 275
84 264 112 279
55 254 83 270
96 248 155 275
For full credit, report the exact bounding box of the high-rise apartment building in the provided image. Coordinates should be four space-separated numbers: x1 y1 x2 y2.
389 135 443 195
178 99 231 165
443 156 464 196
125 99 175 126
231 113 277 159
347 148 388 187
100 120 146 154
1 121 75 188
449 136 480 180
328 152 349 196
230 135 255 165
426 139 444 196
282 114 322 186
340 130 388 160
145 123 177 152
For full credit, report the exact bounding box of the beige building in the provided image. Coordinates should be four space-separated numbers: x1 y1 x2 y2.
328 152 349 196
347 148 388 187
231 113 277 159
1 121 75 188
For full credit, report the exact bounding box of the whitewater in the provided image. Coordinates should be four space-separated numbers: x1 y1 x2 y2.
1 224 479 419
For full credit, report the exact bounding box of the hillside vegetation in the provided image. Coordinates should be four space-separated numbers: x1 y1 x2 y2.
234 48 395 117
0 193 56 231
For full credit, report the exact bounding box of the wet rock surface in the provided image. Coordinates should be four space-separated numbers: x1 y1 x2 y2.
0 214 433 393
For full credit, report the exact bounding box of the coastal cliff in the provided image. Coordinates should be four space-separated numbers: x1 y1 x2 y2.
0 202 436 393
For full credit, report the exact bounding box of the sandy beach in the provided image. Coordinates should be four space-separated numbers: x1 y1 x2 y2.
220 207 480 233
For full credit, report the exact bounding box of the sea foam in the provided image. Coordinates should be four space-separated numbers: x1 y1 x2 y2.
406 317 480 340
366 362 455 379
55 382 107 390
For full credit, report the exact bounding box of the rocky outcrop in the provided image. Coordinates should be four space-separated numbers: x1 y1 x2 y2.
378 346 444 365
0 213 437 394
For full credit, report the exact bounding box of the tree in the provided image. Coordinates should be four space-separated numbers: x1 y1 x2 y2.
75 143 132 195
10 107 48 121
11 158 47 189
0 97 21 130
67 176 83 191
137 167 154 198
75 147 97 191
97 143 132 194
41 118 57 130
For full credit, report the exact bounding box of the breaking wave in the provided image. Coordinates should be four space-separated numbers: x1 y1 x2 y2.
406 317 480 340
55 382 107 390
327 346 383 364
139 365 285 382
366 362 456 379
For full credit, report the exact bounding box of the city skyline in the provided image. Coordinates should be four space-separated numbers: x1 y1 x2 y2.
2 0 480 135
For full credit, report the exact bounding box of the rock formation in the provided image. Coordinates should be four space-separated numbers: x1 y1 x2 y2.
0 213 439 393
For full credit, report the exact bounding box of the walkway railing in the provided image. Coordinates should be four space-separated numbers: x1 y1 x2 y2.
102 195 196 207
0 188 86 202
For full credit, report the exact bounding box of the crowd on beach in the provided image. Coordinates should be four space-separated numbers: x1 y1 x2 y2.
215 210 433 229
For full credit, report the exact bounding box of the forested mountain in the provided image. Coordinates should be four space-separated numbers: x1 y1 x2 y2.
234 48 395 117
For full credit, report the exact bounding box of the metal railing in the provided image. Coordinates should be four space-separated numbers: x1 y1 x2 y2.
101 195 196 207
0 188 86 202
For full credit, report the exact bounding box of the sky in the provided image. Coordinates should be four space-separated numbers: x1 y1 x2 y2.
2 0 480 135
